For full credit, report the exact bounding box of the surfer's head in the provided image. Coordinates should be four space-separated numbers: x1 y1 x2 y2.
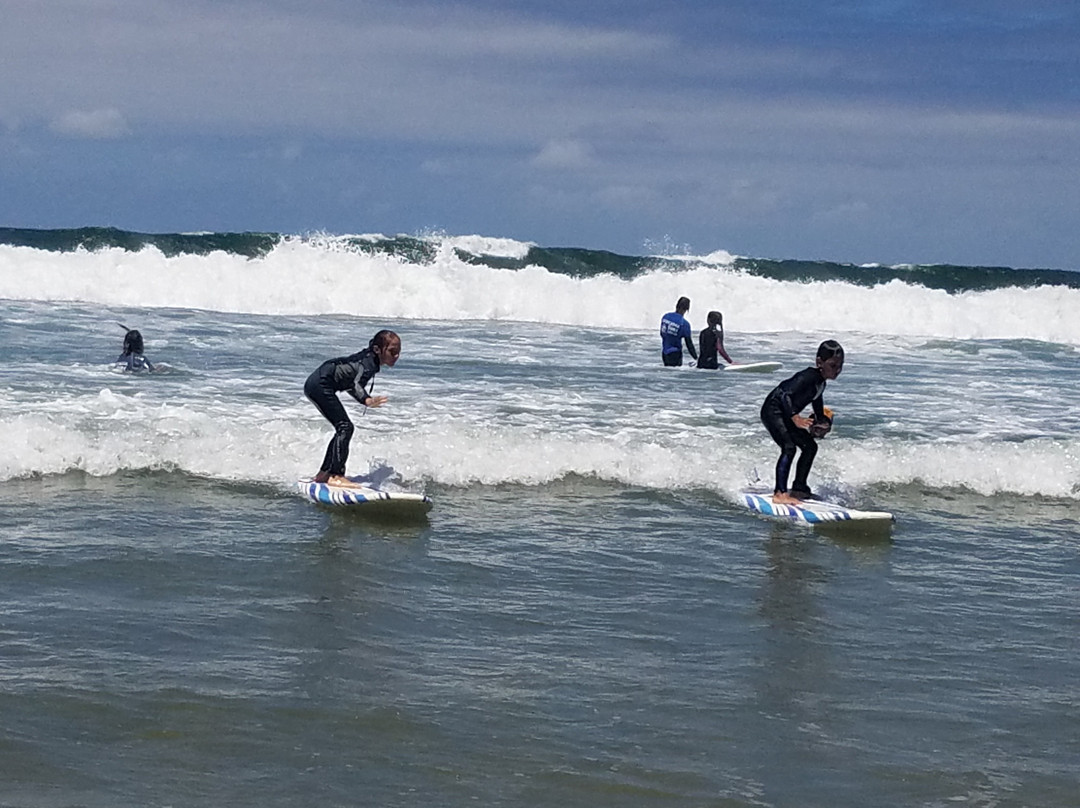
676 296 690 314
707 310 722 328
121 328 145 356
370 329 401 368
816 339 844 379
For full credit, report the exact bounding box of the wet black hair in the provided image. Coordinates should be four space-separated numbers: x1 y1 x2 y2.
676 296 690 313
817 339 844 362
118 324 144 356
707 310 722 327
368 329 400 351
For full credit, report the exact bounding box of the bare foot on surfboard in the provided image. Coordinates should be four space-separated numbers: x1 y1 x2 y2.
772 492 801 505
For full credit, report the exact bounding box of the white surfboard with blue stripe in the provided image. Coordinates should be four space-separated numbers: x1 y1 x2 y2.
722 361 782 373
740 492 893 526
298 478 433 512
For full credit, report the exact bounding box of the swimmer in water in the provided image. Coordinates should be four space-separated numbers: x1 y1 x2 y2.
115 325 155 373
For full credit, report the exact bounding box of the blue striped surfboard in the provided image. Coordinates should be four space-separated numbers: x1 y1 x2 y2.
740 492 893 526
298 478 433 512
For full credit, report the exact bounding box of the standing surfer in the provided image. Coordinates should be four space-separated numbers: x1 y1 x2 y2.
760 340 844 504
304 330 401 486
659 296 697 367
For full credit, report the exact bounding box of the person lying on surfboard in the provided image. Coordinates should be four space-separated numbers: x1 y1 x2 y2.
304 329 401 486
115 324 155 372
696 310 733 369
759 340 843 504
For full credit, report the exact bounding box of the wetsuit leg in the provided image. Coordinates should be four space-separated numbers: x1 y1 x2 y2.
662 351 682 367
304 372 355 476
791 438 818 495
761 399 816 493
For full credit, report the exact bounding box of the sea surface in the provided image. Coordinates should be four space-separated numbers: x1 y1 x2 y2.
1 228 1078 807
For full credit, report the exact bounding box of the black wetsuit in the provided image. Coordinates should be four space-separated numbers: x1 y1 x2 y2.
304 348 381 476
697 326 723 369
115 352 154 373
760 366 827 495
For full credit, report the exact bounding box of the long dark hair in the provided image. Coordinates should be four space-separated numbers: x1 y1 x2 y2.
118 323 144 356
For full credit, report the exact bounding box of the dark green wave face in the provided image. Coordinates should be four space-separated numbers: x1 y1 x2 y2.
2 226 1077 293
732 257 1080 293
0 226 281 258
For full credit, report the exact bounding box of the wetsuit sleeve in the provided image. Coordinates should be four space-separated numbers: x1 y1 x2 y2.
775 386 797 418
347 382 371 404
348 352 380 403
775 368 820 417
717 330 732 364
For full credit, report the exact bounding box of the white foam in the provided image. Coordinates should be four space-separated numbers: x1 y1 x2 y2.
829 437 1080 499
4 385 1079 500
441 234 534 259
2 239 1078 343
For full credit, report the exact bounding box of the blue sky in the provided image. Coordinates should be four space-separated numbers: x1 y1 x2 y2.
2 0 1078 268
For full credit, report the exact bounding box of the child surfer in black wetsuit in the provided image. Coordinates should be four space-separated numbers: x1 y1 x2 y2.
115 325 155 372
304 330 401 486
760 340 844 504
697 310 733 369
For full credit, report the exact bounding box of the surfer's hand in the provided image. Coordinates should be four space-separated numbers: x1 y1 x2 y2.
366 395 389 408
792 414 813 430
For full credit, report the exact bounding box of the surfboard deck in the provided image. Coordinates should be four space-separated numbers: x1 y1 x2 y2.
723 361 782 373
297 477 433 513
739 491 893 526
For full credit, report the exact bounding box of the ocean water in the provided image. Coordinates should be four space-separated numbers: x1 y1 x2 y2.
1 229 1078 807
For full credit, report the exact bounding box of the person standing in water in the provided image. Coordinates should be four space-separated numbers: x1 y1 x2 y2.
697 310 733 369
115 324 155 372
659 296 697 367
760 340 844 504
304 330 401 485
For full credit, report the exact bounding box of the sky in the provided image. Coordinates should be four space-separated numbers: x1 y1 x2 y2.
1 0 1078 269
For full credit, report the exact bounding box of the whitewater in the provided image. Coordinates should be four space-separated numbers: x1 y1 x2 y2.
2 234 1078 342
2 231 1079 500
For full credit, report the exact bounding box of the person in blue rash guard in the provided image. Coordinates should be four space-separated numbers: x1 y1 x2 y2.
115 325 155 372
659 296 697 367
304 329 401 486
760 340 844 504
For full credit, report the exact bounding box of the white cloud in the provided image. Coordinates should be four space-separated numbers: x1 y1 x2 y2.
2 0 1078 267
532 139 594 170
50 108 131 139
